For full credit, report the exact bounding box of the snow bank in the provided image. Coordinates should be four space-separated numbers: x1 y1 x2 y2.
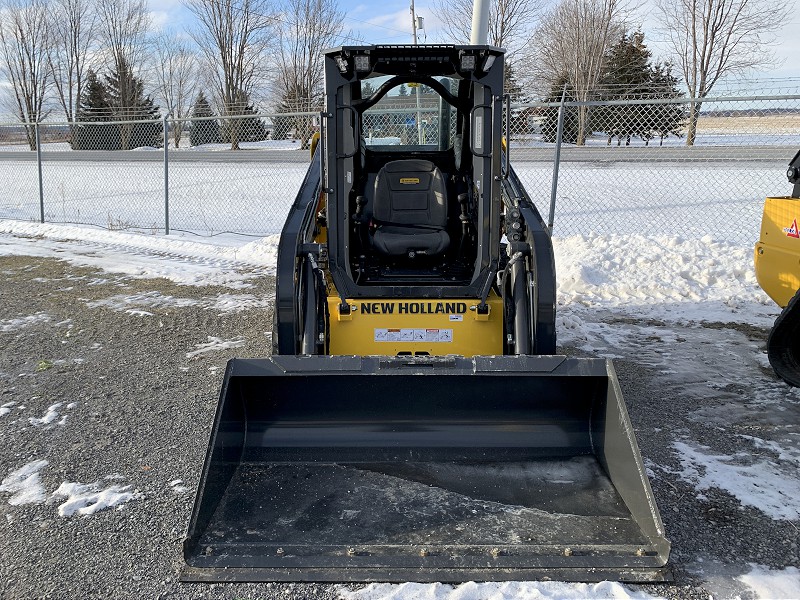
553 234 775 326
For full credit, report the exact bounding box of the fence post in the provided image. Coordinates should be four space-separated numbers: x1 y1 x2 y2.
548 86 567 233
35 122 44 223
164 113 170 235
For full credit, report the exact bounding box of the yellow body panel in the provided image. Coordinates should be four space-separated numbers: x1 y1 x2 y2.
755 196 800 308
327 292 504 356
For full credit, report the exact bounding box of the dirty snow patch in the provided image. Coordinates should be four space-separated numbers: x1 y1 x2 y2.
739 564 800 599
208 293 271 312
29 403 64 426
186 336 245 359
169 479 188 494
673 441 800 520
49 481 141 517
0 401 16 416
338 581 664 599
0 221 279 287
87 291 200 312
0 313 51 332
0 460 49 505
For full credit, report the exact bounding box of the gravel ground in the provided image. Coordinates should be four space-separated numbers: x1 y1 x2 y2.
0 255 797 599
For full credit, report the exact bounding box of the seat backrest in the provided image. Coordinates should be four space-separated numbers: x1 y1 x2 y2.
372 160 447 228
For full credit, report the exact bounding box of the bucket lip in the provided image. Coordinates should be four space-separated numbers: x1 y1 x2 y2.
179 562 674 584
226 355 611 377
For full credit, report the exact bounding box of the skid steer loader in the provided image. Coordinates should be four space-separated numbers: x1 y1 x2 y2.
755 150 800 386
182 45 670 583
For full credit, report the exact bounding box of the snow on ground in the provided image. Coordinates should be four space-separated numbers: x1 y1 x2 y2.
0 459 140 516
0 312 51 332
339 581 664 600
0 221 280 287
86 290 271 314
0 460 49 505
672 440 800 521
28 402 66 427
185 336 246 359
553 234 776 328
0 158 788 244
738 565 800 600
49 481 141 517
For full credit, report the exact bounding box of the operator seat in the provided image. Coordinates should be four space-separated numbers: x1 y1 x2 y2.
371 159 450 257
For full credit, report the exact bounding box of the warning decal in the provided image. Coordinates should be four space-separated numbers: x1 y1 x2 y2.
783 219 800 238
374 328 453 343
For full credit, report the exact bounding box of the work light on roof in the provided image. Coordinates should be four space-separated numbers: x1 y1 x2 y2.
460 53 476 71
354 54 371 72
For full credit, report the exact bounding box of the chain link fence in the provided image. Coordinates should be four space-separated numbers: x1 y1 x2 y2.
0 94 798 243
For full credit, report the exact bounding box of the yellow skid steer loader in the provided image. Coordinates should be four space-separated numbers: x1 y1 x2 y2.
755 150 800 386
182 45 670 583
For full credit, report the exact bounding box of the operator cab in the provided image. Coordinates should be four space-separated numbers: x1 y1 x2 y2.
349 74 472 284
322 45 505 298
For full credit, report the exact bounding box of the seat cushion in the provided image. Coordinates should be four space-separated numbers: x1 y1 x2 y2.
372 226 450 256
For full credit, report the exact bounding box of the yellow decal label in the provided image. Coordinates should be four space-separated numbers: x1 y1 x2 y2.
374 328 453 342
399 177 420 185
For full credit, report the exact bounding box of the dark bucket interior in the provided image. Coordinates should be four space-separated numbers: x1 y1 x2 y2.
182 356 670 582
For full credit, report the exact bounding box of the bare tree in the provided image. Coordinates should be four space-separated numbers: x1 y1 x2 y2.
656 0 791 145
96 0 151 118
0 0 52 149
523 0 628 145
153 35 198 148
186 0 275 150
274 0 345 148
47 0 99 124
432 0 543 52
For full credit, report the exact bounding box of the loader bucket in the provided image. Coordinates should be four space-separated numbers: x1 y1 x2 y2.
182 355 670 583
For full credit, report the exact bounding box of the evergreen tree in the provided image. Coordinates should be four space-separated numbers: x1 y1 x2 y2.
77 69 111 120
72 70 116 150
73 61 162 150
597 31 653 146
103 58 162 150
504 63 525 102
189 91 221 146
594 31 686 145
222 91 267 144
361 81 376 97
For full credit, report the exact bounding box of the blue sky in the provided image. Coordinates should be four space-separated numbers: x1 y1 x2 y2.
150 0 800 83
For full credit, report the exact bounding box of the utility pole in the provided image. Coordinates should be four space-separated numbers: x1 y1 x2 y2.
470 0 489 45
410 0 423 144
